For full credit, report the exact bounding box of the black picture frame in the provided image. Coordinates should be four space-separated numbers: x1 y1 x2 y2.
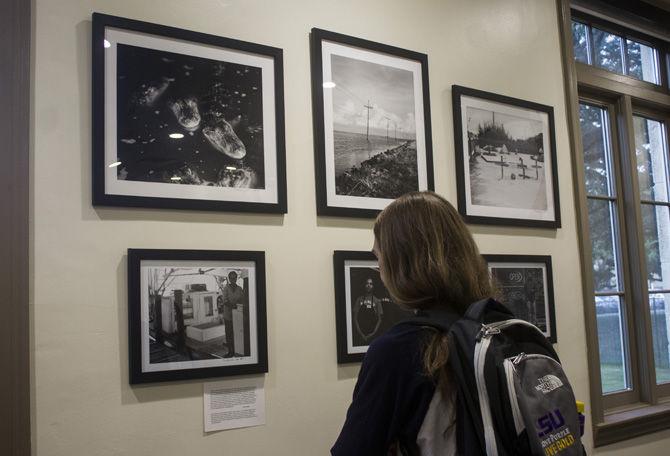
452 85 561 228
128 248 268 384
311 28 434 218
333 250 413 363
92 13 287 214
483 254 557 343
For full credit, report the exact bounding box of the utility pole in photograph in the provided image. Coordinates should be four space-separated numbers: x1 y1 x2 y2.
364 100 373 141
384 117 390 142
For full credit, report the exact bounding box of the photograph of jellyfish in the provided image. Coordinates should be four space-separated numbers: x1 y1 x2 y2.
116 44 266 189
92 13 286 213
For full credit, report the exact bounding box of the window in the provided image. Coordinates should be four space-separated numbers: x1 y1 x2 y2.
183 297 193 319
561 0 670 446
571 18 662 85
578 103 631 394
633 115 670 385
576 99 670 441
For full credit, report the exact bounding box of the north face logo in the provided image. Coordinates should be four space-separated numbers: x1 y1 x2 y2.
535 375 563 394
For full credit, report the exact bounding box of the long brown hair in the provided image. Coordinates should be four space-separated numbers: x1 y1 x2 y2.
373 191 494 391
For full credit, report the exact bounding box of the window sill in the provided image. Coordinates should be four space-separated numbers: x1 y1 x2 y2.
594 402 670 447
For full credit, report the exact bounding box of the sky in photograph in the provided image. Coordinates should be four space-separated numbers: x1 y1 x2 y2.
467 106 543 140
330 54 416 138
147 267 248 295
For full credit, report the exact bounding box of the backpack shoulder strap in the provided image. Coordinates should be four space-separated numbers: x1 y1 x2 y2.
403 307 488 455
462 298 490 320
408 308 460 332
464 297 515 323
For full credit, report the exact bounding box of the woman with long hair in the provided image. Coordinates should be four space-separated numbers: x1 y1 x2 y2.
331 191 495 455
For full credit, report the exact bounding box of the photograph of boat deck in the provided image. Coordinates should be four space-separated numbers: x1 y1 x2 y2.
146 266 251 364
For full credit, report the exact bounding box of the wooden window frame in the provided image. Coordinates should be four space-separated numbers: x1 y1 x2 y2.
571 10 670 90
558 0 670 446
0 0 31 455
632 106 670 400
578 95 641 410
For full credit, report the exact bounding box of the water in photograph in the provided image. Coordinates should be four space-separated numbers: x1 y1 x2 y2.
334 130 408 176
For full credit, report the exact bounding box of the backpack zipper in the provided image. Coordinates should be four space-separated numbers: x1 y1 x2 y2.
474 319 545 455
514 352 562 366
480 318 545 336
503 356 526 436
474 329 498 456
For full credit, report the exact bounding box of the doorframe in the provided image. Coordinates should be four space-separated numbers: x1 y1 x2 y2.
0 0 32 454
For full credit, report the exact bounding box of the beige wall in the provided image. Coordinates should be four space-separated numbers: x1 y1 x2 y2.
31 0 670 454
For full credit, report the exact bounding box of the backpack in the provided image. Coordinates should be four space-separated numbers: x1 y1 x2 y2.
408 298 584 456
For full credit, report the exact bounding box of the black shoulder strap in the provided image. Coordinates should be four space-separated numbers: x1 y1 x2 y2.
408 298 513 327
408 308 459 332
464 297 515 323
463 298 491 320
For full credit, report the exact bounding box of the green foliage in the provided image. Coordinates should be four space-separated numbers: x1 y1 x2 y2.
580 104 664 289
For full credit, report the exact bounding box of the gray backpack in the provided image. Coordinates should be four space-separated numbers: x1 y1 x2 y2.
407 299 584 456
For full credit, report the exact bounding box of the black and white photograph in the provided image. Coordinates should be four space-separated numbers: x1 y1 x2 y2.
453 86 560 228
334 251 414 363
484 254 557 343
128 249 268 384
92 13 286 213
311 29 434 218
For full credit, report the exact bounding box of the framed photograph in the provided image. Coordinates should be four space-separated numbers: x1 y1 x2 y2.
452 85 560 228
92 13 287 213
483 254 557 343
311 28 434 218
127 249 268 384
333 251 414 363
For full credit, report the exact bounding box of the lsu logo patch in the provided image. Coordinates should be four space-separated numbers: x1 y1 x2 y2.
537 409 565 437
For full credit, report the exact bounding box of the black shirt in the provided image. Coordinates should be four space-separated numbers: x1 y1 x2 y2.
331 322 436 455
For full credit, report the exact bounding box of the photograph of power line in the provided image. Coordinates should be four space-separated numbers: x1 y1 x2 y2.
330 55 417 198
311 28 434 218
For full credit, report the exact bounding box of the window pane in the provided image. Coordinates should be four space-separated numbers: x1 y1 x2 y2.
650 293 670 384
642 204 670 290
634 116 668 202
596 296 631 393
588 198 621 292
579 103 614 197
627 39 660 84
572 21 590 64
592 27 624 73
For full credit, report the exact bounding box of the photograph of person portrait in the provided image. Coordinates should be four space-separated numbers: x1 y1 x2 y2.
334 251 414 363
452 85 560 228
127 249 268 384
311 28 434 218
92 13 286 213
484 254 557 343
